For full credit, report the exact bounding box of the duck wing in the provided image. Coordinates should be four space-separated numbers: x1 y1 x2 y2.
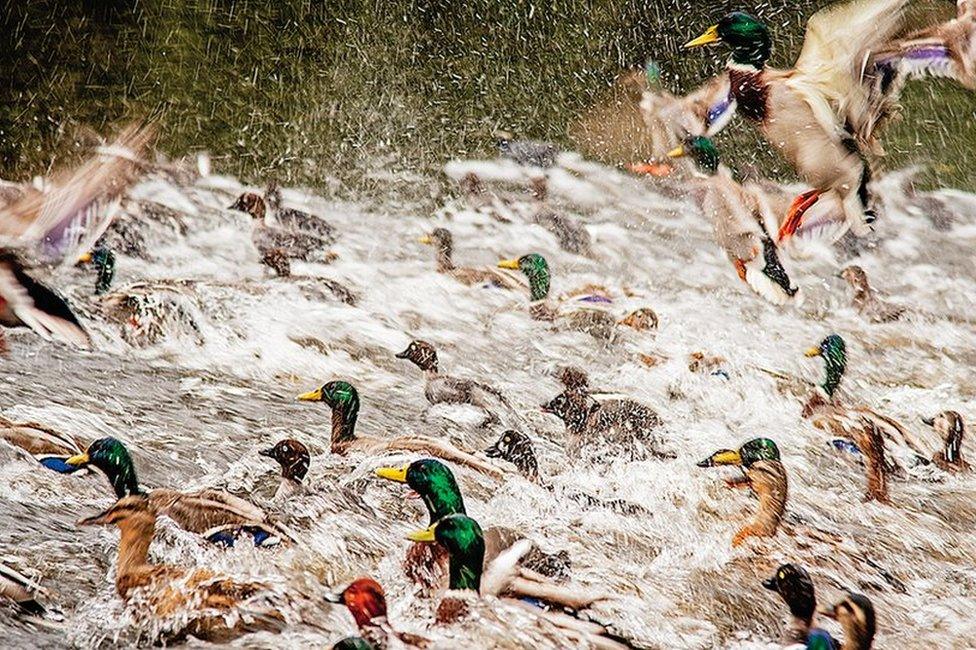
0 253 91 347
150 489 268 533
0 561 47 615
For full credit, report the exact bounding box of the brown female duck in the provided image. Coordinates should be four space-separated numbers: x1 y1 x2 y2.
839 266 904 323
419 228 522 289
922 410 969 472
259 438 311 501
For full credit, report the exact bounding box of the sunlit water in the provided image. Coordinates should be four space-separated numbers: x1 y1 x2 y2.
2 155 976 648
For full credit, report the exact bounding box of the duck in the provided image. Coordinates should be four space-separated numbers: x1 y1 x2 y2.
0 415 87 473
525 185 594 257
374 458 572 592
762 563 831 646
66 437 290 547
0 252 91 349
495 133 559 168
325 577 430 649
922 410 969 472
838 266 904 323
395 339 515 427
77 495 286 642
684 1 909 241
229 192 334 277
418 228 523 289
1 561 50 616
264 181 337 241
296 380 503 478
820 592 877 649
697 437 788 547
259 438 310 501
406 514 631 649
667 136 799 305
77 243 117 295
332 638 376 650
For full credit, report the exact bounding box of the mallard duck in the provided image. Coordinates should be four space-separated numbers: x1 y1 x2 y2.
66 437 290 547
684 2 910 240
325 577 430 649
77 495 286 642
667 136 799 305
922 410 969 472
0 415 87 473
77 243 116 295
496 133 559 168
762 563 826 645
395 340 514 427
296 380 503 478
820 592 877 649
839 266 905 323
418 228 523 289
697 437 788 547
333 638 376 650
1 561 49 616
264 181 337 241
0 252 91 349
259 438 310 500
407 514 630 649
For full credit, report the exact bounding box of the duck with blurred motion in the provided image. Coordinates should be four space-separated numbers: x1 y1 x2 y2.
667 136 799 305
259 438 311 501
264 181 337 241
697 438 788 547
762 563 834 646
67 437 292 546
326 577 430 649
77 243 116 295
684 1 909 241
419 228 523 289
0 415 88 473
839 266 904 323
820 592 877 649
296 380 502 478
922 410 969 472
396 339 515 427
77 495 286 642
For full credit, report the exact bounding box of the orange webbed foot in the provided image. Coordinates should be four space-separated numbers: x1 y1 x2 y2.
778 189 822 242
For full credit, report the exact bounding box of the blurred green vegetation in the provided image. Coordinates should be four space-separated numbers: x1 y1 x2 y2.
1 0 972 199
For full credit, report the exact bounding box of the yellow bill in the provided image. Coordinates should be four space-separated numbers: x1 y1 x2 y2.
296 388 323 401
709 449 743 466
407 524 437 542
418 234 432 245
497 258 520 270
77 252 93 264
66 453 90 467
685 25 720 48
375 464 409 483
804 347 821 358
666 145 686 159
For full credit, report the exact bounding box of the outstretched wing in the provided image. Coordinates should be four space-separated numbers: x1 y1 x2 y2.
0 254 90 348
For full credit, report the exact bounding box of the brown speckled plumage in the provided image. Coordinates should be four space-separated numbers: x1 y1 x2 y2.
840 266 904 323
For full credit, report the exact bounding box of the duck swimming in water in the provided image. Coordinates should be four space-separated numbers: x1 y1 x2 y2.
762 563 827 646
264 181 337 241
838 266 904 323
697 437 788 547
296 380 503 478
67 437 290 546
922 410 969 472
0 415 87 473
820 592 877 649
325 577 431 649
419 228 523 290
77 495 286 642
259 438 311 501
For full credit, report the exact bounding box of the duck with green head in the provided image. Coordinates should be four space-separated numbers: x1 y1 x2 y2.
684 2 909 242
668 136 798 306
78 244 116 295
65 437 289 547
698 437 788 546
296 380 503 477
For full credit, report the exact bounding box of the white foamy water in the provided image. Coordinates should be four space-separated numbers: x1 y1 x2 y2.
1 155 975 648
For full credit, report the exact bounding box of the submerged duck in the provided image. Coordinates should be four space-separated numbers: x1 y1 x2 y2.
0 561 50 616
264 181 337 241
259 438 310 501
325 577 430 649
697 437 788 546
77 244 116 295
922 410 969 472
685 2 908 240
667 136 798 305
762 563 827 646
67 437 289 546
820 592 877 649
77 495 286 642
0 252 91 349
395 339 514 427
419 228 523 290
0 415 87 473
838 266 904 323
296 380 502 478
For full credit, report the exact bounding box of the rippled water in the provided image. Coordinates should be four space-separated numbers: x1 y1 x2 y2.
2 156 976 648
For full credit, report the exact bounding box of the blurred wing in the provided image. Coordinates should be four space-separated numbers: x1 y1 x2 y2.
480 538 531 597
679 75 736 136
0 255 91 348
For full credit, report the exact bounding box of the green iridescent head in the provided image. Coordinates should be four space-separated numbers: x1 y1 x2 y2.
78 245 116 295
645 58 663 88
499 253 550 301
297 380 360 442
375 458 466 526
408 513 485 592
67 437 142 499
685 12 772 69
669 136 720 174
805 334 847 398
698 437 780 469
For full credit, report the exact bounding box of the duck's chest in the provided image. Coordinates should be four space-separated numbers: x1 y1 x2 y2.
728 69 769 122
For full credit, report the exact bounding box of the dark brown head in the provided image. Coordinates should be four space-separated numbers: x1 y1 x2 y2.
485 430 539 480
556 365 590 393
260 439 310 483
326 577 387 628
821 593 876 649
459 173 485 197
762 563 816 623
395 340 438 373
530 176 548 201
923 411 966 465
230 192 267 220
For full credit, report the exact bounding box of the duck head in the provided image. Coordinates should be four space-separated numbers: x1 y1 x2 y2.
297 380 360 446
264 180 283 212
820 593 876 650
556 365 590 392
645 58 663 89
67 437 142 499
667 136 720 175
698 437 780 469
419 228 454 271
77 244 116 295
325 577 388 629
259 439 310 483
685 12 772 69
485 430 539 481
332 638 375 650
498 253 550 301
805 334 847 399
229 192 267 220
619 307 659 331
922 410 966 466
839 266 871 293
762 563 816 624
408 513 485 592
395 339 439 373
375 458 465 525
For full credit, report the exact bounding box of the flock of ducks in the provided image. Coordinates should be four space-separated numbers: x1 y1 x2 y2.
0 1 974 648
